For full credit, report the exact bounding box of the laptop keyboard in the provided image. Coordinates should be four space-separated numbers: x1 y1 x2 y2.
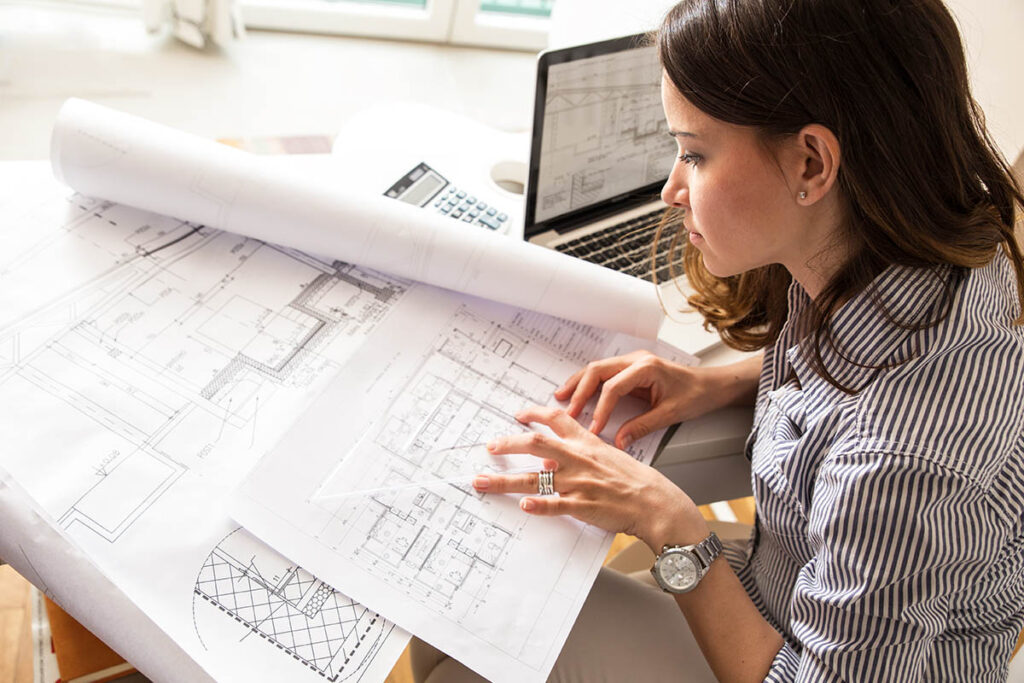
553 209 683 283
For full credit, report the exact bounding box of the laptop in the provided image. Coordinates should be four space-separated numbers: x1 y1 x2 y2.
524 33 682 284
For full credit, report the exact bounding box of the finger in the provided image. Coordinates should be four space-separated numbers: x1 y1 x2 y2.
519 495 591 517
564 358 633 418
553 367 585 401
486 428 570 463
566 367 604 418
513 406 587 439
473 470 544 495
589 363 654 435
614 404 679 449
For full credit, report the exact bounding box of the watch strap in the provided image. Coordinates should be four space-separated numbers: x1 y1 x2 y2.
692 531 723 571
652 531 723 593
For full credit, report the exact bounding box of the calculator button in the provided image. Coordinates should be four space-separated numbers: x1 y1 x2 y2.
469 211 480 218
452 210 463 218
477 202 487 211
467 197 476 204
479 214 502 230
462 215 474 222
440 206 451 214
486 208 497 216
457 191 466 199
498 213 508 222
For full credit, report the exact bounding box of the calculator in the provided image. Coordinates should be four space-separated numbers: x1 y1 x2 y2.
383 162 509 232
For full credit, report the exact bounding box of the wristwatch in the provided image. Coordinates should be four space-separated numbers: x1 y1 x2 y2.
650 532 723 594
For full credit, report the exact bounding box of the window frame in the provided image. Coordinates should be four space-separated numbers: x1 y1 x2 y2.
239 0 457 43
448 0 550 51
36 0 555 50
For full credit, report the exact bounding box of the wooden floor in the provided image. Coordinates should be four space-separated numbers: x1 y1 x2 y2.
0 565 32 683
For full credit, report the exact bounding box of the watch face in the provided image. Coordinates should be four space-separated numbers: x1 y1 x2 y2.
658 550 700 592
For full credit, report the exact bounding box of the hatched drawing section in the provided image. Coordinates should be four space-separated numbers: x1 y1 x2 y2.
194 530 390 681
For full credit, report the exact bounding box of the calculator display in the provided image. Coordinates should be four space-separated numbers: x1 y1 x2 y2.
401 174 445 206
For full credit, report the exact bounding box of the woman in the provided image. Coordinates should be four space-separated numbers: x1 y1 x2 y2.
415 0 1024 679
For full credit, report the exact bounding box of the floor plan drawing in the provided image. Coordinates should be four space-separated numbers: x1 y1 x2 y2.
233 291 673 682
194 528 395 682
2 192 406 543
0 164 411 683
312 307 563 621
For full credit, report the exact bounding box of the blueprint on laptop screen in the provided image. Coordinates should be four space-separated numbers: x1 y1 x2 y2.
534 45 676 223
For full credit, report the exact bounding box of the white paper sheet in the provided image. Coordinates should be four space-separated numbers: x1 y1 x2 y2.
232 283 696 683
0 468 212 683
0 162 410 683
50 98 664 341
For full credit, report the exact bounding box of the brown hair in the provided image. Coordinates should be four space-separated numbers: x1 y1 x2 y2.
653 0 1024 391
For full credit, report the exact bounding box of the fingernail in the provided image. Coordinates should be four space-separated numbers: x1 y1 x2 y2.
487 440 499 452
520 498 535 512
622 434 633 448
473 475 489 490
589 420 598 432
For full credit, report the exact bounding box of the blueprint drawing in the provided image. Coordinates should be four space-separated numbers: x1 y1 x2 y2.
0 163 409 682
194 528 391 682
535 45 677 222
232 286 686 683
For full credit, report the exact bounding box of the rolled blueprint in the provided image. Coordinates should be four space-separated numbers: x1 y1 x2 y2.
50 99 664 339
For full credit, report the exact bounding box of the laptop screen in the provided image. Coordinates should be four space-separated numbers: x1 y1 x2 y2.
524 34 676 237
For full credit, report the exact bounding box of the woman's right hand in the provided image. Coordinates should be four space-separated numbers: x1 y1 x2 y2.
556 350 748 449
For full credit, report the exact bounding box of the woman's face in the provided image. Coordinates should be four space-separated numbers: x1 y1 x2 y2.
660 74 810 280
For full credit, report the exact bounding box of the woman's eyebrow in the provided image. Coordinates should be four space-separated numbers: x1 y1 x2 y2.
668 130 699 138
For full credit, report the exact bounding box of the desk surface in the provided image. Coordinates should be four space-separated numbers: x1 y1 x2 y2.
0 4 536 161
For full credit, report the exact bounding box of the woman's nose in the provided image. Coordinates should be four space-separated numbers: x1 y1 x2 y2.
661 172 689 209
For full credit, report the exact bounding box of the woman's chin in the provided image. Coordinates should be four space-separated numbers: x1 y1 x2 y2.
700 254 744 279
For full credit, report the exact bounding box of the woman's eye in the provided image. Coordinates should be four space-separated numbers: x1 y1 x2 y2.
678 152 702 166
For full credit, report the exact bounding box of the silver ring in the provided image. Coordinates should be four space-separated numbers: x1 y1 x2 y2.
537 470 555 496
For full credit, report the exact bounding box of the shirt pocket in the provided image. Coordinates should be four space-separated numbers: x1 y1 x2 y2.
751 397 811 544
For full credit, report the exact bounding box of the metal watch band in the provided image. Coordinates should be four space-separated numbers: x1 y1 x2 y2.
652 531 723 593
690 531 723 572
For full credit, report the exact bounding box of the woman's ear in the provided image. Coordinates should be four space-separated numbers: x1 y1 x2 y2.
792 124 841 204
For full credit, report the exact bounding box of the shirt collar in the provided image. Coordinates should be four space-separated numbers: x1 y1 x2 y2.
778 262 957 406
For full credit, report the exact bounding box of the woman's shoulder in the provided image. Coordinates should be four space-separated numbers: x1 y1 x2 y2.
850 253 1024 486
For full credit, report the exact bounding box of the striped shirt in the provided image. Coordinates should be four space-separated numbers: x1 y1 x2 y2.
725 250 1024 681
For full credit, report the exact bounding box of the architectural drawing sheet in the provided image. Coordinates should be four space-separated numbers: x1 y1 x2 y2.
535 45 676 222
232 284 694 683
51 98 664 340
0 162 410 682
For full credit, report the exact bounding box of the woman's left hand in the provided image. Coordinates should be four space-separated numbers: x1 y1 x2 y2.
473 405 709 552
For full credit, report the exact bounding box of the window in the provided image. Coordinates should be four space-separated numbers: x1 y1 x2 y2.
451 0 554 50
38 0 556 49
240 0 556 50
240 0 454 43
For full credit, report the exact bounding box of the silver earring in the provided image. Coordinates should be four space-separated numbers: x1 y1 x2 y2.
798 191 808 200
